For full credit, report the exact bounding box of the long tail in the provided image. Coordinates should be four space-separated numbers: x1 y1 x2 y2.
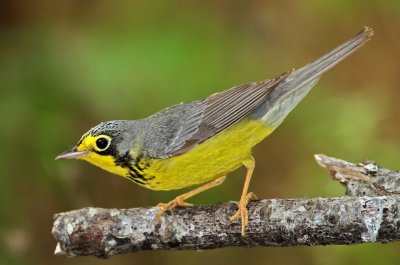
286 26 373 89
255 27 373 127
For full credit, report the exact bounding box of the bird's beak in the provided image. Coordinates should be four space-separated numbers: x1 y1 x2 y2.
55 148 90 160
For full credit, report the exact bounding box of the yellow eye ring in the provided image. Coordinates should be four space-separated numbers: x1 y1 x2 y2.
94 135 112 151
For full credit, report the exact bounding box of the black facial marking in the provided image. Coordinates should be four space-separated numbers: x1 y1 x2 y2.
114 151 132 168
115 151 147 182
129 166 144 180
128 172 145 184
136 162 144 171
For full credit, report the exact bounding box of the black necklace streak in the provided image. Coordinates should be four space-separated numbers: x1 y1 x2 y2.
114 152 147 185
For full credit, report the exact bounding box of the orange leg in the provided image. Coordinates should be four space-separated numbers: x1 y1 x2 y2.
156 176 226 220
230 156 257 237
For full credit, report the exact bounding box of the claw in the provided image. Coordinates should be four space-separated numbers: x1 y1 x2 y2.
156 196 193 220
230 192 256 236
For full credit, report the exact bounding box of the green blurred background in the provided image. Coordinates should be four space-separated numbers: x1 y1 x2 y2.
1 0 400 264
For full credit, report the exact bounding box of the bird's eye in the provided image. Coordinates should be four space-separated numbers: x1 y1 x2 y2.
95 137 110 151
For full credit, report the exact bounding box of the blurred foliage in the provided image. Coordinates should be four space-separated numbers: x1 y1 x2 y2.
0 0 400 264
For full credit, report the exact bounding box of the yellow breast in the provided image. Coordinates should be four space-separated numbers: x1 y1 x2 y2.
143 118 273 190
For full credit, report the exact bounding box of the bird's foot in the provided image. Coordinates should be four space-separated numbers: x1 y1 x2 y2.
230 192 257 237
156 196 193 220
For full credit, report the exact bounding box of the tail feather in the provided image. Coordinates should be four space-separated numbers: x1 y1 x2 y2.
286 26 373 89
255 27 373 127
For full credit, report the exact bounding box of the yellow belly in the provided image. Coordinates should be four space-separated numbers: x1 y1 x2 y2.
142 118 273 190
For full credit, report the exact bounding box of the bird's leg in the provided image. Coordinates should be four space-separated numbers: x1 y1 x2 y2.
230 156 257 237
156 176 226 220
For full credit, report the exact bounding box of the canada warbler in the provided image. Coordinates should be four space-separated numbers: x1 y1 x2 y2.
57 27 372 236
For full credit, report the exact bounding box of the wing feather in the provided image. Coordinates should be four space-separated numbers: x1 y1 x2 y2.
164 73 289 156
158 27 373 157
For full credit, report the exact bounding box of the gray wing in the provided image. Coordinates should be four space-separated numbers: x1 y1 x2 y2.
147 72 289 157
145 27 373 158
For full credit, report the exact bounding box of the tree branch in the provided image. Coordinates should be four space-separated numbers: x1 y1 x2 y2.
52 154 400 258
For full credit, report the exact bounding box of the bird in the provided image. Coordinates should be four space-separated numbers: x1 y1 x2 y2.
56 27 373 236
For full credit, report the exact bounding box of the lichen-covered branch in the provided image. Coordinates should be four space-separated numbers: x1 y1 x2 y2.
52 155 400 258
314 154 400 196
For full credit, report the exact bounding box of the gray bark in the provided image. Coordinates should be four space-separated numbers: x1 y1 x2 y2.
314 154 400 196
52 154 400 258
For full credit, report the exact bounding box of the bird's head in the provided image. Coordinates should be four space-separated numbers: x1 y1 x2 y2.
56 120 137 177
